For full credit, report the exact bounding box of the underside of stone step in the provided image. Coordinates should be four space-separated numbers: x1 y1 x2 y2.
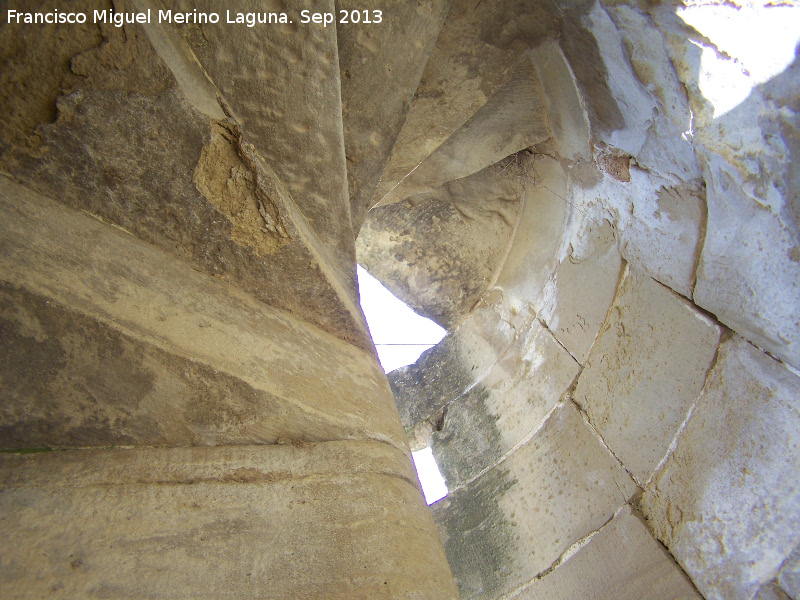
1 1 799 600
336 0 449 233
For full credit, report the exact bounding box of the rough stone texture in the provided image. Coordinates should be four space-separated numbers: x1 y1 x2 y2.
779 544 800 600
358 165 523 329
0 178 404 450
433 402 636 600
336 0 448 231
0 0 172 160
538 219 622 363
179 0 356 280
642 336 800 600
694 147 800 370
0 282 293 449
529 42 591 162
372 0 560 205
430 322 579 488
0 0 370 348
0 442 459 600
390 298 519 433
3 0 800 597
566 164 706 300
604 4 701 183
378 58 551 205
650 1 800 370
755 583 793 600
512 506 702 600
573 267 721 485
495 154 569 305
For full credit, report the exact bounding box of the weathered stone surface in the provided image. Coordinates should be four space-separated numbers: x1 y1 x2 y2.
0 178 404 450
513 506 702 600
0 442 459 599
603 3 701 182
567 165 706 299
337 0 448 231
373 0 560 204
649 2 800 369
390 299 519 433
573 267 721 484
539 219 622 363
642 336 800 600
433 402 636 600
755 583 793 600
1 1 372 346
378 58 551 205
430 322 579 487
358 165 522 329
180 0 357 281
529 42 591 162
779 544 800 600
3 88 367 347
694 146 800 370
495 154 569 305
0 283 297 449
0 0 172 161
578 1 655 158
619 182 706 298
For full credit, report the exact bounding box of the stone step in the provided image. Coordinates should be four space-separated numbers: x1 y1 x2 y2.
0 442 459 600
370 0 562 208
0 0 368 347
336 0 449 233
375 57 551 207
0 177 403 451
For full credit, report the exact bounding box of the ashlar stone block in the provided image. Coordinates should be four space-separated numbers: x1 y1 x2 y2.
642 336 800 600
431 323 580 488
432 402 635 600
513 506 702 600
539 219 623 363
573 267 721 484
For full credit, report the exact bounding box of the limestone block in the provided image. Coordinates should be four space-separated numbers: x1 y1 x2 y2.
5 89 367 346
573 267 721 485
432 402 636 600
568 160 705 299
641 336 800 600
0 5 371 344
529 42 591 162
604 4 701 182
0 178 406 450
379 58 551 205
539 219 623 363
581 2 656 158
430 323 580 487
779 544 800 599
357 165 522 329
755 582 794 600
649 2 800 369
618 179 706 298
694 148 800 371
336 0 448 230
181 0 356 275
390 299 518 433
0 442 459 599
513 506 702 600
495 155 569 307
373 0 561 204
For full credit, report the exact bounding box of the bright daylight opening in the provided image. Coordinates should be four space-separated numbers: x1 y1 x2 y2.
411 447 449 505
357 265 446 373
678 2 800 118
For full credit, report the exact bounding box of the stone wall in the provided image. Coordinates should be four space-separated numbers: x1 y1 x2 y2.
1 0 798 598
0 1 459 598
377 1 800 599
